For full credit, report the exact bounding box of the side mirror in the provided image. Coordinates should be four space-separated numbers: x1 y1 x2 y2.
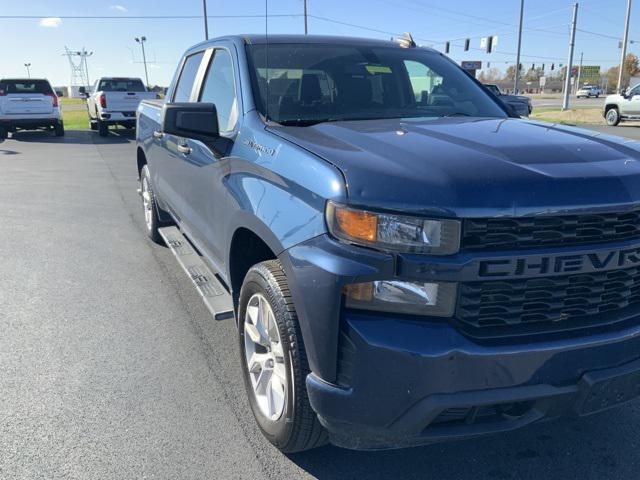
78 86 86 94
504 103 520 118
162 102 219 141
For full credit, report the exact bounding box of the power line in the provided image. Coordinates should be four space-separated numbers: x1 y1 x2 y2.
308 14 439 43
0 14 302 19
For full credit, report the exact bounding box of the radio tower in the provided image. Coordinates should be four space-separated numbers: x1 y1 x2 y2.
63 47 93 97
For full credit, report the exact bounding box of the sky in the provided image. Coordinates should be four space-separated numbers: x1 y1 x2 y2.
0 0 638 87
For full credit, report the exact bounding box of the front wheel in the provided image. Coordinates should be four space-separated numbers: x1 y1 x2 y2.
238 260 326 453
54 122 64 137
605 107 621 126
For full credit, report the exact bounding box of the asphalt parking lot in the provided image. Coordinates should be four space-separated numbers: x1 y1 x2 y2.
2 125 640 479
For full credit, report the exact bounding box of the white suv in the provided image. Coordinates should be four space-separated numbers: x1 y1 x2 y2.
0 78 64 138
576 85 601 98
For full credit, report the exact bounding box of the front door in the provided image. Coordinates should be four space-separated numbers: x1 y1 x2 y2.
176 45 240 271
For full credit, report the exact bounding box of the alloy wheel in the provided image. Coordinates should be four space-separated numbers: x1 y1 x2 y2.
244 293 287 421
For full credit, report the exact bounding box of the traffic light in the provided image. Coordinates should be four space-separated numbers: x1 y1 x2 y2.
445 41 450 54
464 38 470 51
531 63 535 70
519 63 523 71
542 63 545 71
551 63 555 71
485 36 493 53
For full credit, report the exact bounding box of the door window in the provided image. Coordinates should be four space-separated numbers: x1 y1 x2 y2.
199 49 238 134
173 51 205 102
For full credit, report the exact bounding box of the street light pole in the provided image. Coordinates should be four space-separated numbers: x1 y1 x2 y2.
617 0 632 92
514 0 524 94
135 37 150 89
24 63 31 78
304 0 308 34
203 0 209 40
562 2 579 111
575 51 584 93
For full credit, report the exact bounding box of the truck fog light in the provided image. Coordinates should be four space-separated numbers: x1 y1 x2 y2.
343 280 457 317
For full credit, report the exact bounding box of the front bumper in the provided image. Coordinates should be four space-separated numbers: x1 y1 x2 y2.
279 234 640 449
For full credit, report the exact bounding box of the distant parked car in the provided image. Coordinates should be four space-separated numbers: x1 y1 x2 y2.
576 85 601 98
483 84 532 117
0 78 64 137
603 83 640 126
82 77 157 136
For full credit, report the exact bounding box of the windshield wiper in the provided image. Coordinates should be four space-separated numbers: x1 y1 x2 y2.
275 118 338 127
441 112 473 118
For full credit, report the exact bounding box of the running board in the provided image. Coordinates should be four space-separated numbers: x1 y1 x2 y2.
158 226 235 321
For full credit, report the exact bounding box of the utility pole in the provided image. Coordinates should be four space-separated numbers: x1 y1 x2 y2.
617 0 632 92
303 0 308 34
81 49 93 87
575 51 583 93
135 36 150 89
24 63 31 78
562 2 578 111
203 0 209 40
514 0 524 94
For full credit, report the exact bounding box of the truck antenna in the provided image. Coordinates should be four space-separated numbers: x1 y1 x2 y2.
264 0 270 121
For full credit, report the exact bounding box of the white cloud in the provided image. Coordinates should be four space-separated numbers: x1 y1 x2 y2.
39 17 62 28
109 5 128 12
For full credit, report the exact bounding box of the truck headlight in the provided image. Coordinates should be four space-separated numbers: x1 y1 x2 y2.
326 201 460 255
344 280 457 317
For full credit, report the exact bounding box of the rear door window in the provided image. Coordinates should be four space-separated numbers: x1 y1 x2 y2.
98 78 146 92
0 80 53 95
199 49 238 133
173 52 205 102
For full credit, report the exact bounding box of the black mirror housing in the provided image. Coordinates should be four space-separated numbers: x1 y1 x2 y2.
162 102 219 141
78 86 86 94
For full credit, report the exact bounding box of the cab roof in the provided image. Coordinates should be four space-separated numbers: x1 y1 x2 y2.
190 34 438 53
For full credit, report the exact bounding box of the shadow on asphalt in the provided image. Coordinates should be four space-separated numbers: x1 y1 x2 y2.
286 407 636 479
9 129 135 144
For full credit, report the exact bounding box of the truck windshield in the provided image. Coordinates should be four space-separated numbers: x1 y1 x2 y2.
98 78 146 92
246 43 507 125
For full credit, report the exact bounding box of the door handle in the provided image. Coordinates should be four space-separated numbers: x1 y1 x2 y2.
177 144 192 155
153 130 164 139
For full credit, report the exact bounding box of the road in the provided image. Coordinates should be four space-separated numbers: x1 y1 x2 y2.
530 95 603 109
2 126 640 479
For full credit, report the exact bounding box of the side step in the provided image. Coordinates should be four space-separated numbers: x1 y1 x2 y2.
158 226 235 321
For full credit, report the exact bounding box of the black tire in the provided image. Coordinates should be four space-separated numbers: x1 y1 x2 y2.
98 121 108 137
90 120 98 131
140 164 165 244
605 107 621 126
238 260 327 453
0 126 6 140
54 122 65 137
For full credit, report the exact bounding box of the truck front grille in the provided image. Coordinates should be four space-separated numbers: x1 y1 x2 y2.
457 266 640 333
463 210 640 251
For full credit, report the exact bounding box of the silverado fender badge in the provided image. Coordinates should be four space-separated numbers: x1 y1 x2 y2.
243 139 276 156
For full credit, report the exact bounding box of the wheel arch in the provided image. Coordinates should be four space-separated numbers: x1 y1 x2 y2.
136 146 147 179
227 224 280 314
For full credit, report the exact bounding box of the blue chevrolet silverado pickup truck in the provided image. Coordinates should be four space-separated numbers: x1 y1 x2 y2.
136 34 640 452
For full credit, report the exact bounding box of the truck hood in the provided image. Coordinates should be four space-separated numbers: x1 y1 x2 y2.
269 117 640 217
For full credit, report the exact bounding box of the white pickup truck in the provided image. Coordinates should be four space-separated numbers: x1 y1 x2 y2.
82 77 156 136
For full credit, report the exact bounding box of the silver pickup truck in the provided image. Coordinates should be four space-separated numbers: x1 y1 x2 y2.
604 83 640 126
